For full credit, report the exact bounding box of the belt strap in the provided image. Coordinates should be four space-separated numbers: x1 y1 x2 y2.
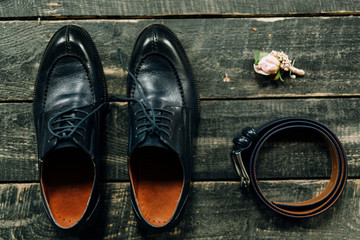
231 117 347 218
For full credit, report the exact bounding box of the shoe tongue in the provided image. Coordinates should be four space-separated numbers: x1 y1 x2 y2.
52 139 80 152
137 133 170 150
145 98 174 110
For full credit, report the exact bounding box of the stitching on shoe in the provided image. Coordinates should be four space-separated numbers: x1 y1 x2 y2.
153 28 158 53
65 26 71 54
132 53 185 107
68 25 101 102
42 55 94 111
34 26 68 103
152 24 199 112
42 57 59 111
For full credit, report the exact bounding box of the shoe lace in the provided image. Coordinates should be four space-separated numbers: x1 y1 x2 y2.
112 49 173 138
48 101 108 141
47 49 173 141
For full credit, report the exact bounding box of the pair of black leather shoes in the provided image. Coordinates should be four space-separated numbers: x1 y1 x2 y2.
33 24 199 232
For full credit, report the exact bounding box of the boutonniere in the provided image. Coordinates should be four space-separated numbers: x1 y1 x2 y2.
253 50 305 81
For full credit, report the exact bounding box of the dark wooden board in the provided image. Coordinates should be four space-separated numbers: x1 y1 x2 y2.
1 98 358 182
0 0 359 18
0 1 359 239
0 0 359 239
0 180 357 239
1 17 360 101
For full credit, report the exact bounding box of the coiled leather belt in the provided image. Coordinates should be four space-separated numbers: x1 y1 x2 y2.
231 117 347 218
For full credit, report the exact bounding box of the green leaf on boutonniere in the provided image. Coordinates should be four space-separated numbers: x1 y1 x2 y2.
254 51 269 65
274 71 282 81
279 73 284 82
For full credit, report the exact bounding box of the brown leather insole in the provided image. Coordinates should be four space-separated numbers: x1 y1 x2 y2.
41 148 94 228
130 147 183 227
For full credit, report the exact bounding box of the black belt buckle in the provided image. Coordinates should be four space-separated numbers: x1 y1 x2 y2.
231 150 250 187
231 126 258 188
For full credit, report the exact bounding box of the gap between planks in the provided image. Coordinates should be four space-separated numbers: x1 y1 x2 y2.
0 12 359 21
1 178 360 185
2 93 360 103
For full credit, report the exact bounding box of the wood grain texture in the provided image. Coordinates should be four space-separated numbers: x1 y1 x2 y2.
1 98 358 182
0 0 359 18
1 17 360 101
0 1 359 239
0 180 357 239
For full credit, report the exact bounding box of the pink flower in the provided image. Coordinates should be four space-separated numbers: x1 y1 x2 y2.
253 54 280 76
254 50 305 81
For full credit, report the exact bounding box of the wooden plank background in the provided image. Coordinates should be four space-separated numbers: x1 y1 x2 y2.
0 0 359 18
0 1 360 239
1 17 360 100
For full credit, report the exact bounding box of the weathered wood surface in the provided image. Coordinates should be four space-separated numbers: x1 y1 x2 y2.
0 97 358 182
0 0 359 18
1 1 359 239
0 180 358 240
1 17 360 101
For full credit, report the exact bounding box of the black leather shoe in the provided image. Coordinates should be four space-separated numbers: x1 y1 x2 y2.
127 24 199 230
33 25 107 231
